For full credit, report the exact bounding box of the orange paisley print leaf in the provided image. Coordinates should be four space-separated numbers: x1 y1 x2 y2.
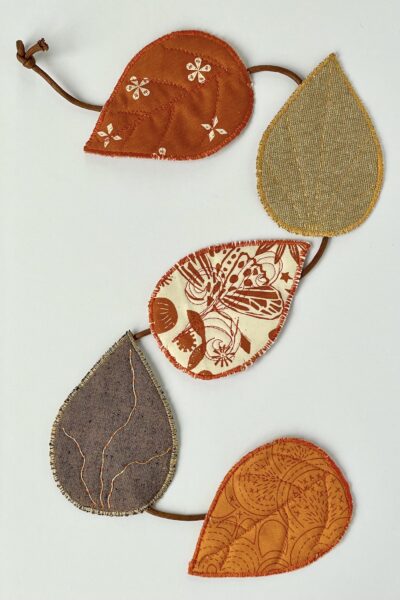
84 30 254 160
189 438 353 577
148 240 310 380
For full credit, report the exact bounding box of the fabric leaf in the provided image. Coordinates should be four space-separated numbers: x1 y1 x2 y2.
189 438 353 577
257 53 383 236
85 30 253 160
148 240 310 380
50 332 177 515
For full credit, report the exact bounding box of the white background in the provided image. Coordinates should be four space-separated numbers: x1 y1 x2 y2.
1 1 399 599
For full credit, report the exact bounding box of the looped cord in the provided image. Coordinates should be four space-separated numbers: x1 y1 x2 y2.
301 237 329 279
146 506 206 521
16 38 49 69
247 63 303 85
15 38 103 112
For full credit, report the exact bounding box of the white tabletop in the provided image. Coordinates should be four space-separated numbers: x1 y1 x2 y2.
1 1 399 598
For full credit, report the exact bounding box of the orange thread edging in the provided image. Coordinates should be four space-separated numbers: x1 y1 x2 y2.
84 30 254 161
188 437 353 577
148 240 310 380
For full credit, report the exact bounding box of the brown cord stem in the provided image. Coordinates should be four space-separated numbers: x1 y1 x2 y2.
301 237 329 279
132 328 151 341
248 63 303 85
16 39 103 112
146 506 206 521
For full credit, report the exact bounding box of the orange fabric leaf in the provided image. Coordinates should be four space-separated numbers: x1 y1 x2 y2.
84 30 254 160
189 438 352 577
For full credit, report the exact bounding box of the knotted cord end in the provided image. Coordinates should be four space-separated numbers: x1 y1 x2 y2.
16 38 49 69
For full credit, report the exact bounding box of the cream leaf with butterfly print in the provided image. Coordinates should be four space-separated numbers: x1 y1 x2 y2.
148 241 310 379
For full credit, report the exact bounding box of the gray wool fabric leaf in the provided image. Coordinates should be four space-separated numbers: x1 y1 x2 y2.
50 332 177 516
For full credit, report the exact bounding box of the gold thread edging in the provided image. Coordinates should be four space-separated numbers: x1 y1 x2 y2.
256 53 384 237
49 332 178 517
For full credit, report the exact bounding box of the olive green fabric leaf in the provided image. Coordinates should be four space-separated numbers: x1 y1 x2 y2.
50 332 177 516
257 53 383 237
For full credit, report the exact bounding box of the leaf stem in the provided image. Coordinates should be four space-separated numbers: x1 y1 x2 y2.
16 38 103 112
300 237 329 279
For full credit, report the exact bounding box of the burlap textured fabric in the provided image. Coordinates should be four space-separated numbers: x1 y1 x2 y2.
85 30 253 160
257 54 383 237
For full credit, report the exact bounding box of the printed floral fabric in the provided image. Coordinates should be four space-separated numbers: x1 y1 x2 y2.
84 30 254 160
148 241 310 380
189 438 353 577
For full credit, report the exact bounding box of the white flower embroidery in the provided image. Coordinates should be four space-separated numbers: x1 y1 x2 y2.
126 76 150 100
97 123 122 148
186 57 211 84
201 116 227 142
152 147 167 160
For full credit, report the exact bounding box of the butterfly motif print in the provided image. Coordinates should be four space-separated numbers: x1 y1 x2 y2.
149 241 310 380
176 247 284 320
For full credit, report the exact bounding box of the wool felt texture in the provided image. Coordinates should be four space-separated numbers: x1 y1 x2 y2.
84 30 254 160
148 240 310 380
257 54 383 236
50 332 177 516
189 438 353 577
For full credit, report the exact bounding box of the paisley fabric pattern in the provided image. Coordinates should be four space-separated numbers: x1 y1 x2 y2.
148 240 310 379
189 438 353 577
